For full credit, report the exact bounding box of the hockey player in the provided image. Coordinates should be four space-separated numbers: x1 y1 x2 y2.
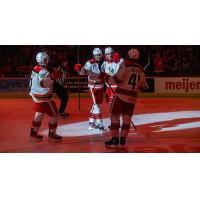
29 52 62 141
79 48 105 131
105 48 147 146
101 47 123 104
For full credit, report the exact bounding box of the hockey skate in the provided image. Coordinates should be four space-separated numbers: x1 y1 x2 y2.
105 137 119 146
59 112 69 119
30 128 43 140
120 137 126 146
88 122 98 131
96 122 105 131
48 132 62 141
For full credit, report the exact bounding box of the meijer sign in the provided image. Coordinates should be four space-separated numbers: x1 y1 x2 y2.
155 77 200 93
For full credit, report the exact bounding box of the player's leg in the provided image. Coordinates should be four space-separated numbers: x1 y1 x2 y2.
30 111 44 139
48 116 62 141
105 96 121 146
46 101 62 141
120 115 132 145
105 113 120 145
120 103 135 145
88 87 104 130
106 85 116 105
93 88 104 130
88 103 98 130
88 87 97 130
94 104 104 130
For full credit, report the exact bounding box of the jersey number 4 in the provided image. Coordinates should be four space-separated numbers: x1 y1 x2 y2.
128 74 140 89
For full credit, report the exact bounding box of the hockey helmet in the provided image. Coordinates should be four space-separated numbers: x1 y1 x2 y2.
36 52 50 66
105 47 114 61
105 47 113 55
93 48 102 61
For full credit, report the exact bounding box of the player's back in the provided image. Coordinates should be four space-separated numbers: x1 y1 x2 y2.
29 65 53 103
113 61 147 103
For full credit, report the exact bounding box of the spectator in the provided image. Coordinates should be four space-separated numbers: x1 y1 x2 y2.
0 64 13 77
153 52 167 76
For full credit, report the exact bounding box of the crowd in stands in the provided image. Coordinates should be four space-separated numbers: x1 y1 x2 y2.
147 46 200 76
0 45 200 78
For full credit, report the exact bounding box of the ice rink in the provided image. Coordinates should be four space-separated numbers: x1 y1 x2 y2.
0 96 200 152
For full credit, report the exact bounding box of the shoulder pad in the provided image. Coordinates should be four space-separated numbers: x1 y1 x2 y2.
124 60 144 72
124 60 134 66
88 58 96 64
33 65 42 73
134 63 145 72
39 69 49 79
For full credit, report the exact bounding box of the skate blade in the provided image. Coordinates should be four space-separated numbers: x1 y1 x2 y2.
88 127 98 131
88 127 104 134
105 144 120 149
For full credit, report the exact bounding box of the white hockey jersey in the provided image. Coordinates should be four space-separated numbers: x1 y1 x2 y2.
110 60 147 104
80 58 104 89
101 58 124 87
29 65 54 103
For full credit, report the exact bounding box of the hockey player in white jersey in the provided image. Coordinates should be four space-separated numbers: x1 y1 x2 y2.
101 47 123 104
29 52 62 141
79 48 105 131
105 48 147 146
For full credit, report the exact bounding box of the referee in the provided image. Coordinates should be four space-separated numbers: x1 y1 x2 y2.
53 60 70 118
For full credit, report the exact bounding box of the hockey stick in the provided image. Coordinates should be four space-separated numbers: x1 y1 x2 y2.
90 86 97 105
142 54 151 90
144 53 151 71
105 80 137 131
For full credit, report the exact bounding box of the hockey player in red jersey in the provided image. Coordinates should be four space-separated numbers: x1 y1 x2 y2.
101 47 124 104
105 48 147 146
29 52 62 141
79 48 105 131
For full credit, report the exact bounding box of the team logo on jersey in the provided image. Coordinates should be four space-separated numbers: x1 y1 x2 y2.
39 71 48 79
108 67 115 75
91 64 100 74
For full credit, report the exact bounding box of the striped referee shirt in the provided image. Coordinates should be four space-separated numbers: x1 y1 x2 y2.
53 66 70 88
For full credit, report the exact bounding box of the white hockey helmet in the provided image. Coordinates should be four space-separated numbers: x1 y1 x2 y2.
128 48 140 60
93 48 102 56
105 47 113 55
93 48 102 61
36 52 50 66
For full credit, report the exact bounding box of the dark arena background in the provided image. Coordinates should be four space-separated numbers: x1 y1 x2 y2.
0 45 200 153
